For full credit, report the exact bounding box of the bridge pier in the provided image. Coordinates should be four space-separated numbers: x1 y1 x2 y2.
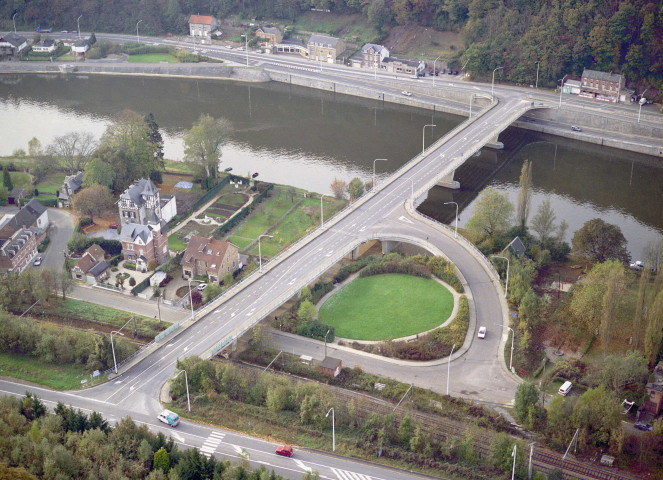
436 171 460 189
486 135 504 149
381 240 399 254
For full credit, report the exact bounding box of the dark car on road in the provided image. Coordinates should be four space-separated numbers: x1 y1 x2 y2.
634 421 653 431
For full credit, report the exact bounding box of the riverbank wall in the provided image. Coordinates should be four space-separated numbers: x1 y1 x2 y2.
1 61 660 157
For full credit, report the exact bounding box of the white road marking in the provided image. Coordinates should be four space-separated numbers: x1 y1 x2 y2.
293 459 312 472
398 216 414 224
171 431 184 443
232 445 243 454
331 467 374 480
200 431 225 457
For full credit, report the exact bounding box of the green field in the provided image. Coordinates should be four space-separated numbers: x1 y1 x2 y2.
230 188 299 244
9 171 31 188
319 274 454 340
168 234 187 251
0 352 97 390
127 53 177 63
35 173 66 194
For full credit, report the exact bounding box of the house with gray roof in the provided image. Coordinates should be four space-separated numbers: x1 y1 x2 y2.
308 34 344 64
119 221 169 271
0 199 49 243
0 227 44 273
58 171 84 208
580 69 626 103
118 178 176 227
351 43 390 70
32 38 56 53
0 32 28 57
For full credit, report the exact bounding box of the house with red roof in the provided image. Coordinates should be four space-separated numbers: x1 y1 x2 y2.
181 235 239 284
188 15 218 41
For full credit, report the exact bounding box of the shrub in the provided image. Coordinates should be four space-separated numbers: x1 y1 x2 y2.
124 262 137 271
79 217 93 227
128 277 136 287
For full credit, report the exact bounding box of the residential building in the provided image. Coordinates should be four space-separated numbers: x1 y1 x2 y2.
71 244 110 285
579 69 628 103
8 187 26 205
643 361 663 417
358 43 389 69
0 199 49 243
382 57 421 75
120 221 169 271
562 79 581 95
58 171 83 208
307 34 344 64
188 15 218 39
274 39 308 57
181 235 240 283
32 38 56 53
71 39 89 57
118 178 176 226
256 26 282 46
0 32 28 57
0 227 44 273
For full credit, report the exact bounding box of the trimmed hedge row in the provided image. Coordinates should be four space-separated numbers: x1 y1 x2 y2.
131 276 152 296
214 182 274 238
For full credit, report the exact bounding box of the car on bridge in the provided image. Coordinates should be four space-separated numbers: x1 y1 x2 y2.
401 91 412 97
571 125 582 132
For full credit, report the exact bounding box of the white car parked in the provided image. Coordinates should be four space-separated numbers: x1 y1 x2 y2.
197 283 207 291
477 326 487 339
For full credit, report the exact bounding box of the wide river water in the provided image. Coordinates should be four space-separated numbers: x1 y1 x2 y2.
0 74 660 259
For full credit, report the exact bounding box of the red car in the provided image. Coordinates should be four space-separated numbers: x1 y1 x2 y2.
109 224 119 229
275 445 293 457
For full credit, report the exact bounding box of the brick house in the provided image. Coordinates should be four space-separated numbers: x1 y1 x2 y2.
307 34 344 64
0 227 44 273
580 69 626 103
118 178 176 226
181 235 240 283
188 15 218 39
120 222 169 271
0 32 28 58
360 43 389 69
0 199 49 243
58 171 83 208
256 26 282 46
71 244 110 285
643 361 663 416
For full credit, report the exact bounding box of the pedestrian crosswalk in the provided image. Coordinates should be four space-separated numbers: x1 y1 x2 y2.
200 431 225 458
331 467 374 480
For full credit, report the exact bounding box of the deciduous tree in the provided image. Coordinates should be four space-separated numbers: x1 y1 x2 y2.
531 198 556 243
571 385 623 453
466 187 514 238
183 114 231 180
572 218 630 264
516 159 532 228
83 157 116 189
72 185 114 223
330 178 347 200
347 177 364 200
47 132 97 175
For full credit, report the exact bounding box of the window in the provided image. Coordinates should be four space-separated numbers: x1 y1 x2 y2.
127 244 134 251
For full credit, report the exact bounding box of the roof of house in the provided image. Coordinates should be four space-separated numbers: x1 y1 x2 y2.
85 244 105 261
73 39 89 48
120 178 159 206
36 39 55 47
181 235 236 270
361 43 386 54
308 34 340 48
73 254 96 274
4 199 46 232
565 79 581 87
0 32 27 48
1 227 41 258
504 236 526 258
382 56 419 68
581 69 623 83
120 223 154 244
87 260 109 277
646 382 663 393
9 187 26 198
67 171 84 191
189 15 215 25
320 356 342 369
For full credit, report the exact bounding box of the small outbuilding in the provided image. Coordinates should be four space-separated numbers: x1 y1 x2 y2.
319 356 342 378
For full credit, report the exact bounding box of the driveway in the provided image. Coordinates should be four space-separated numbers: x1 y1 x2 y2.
40 208 75 271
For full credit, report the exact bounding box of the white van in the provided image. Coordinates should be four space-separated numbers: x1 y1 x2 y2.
558 381 573 396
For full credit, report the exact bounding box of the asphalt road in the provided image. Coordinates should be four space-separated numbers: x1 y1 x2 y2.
39 207 75 270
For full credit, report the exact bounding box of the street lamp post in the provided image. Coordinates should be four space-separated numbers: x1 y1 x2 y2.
558 74 568 109
258 234 273 272
12 13 17 33
320 194 325 228
491 255 510 298
535 61 540 89
446 343 456 395
433 56 440 88
187 278 195 320
77 15 82 39
511 444 517 480
496 322 515 371
240 34 248 66
373 158 387 190
136 20 142 43
110 330 124 374
325 407 335 451
174 370 191 412
469 94 474 118
443 201 458 238
491 66 503 99
422 124 436 155
324 329 330 357
638 97 647 123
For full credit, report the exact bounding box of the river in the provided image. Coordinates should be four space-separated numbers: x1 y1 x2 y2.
0 74 660 259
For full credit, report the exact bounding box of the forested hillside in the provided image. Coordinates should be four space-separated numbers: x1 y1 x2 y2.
3 0 661 96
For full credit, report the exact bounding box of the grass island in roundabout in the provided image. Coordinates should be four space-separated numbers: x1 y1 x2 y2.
318 273 455 341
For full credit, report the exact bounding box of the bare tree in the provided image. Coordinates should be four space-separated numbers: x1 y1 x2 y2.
516 159 532 228
48 132 97 174
531 198 556 243
330 178 347 200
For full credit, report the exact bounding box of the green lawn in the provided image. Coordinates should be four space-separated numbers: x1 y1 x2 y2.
0 352 98 390
168 234 187 251
319 274 454 340
127 53 178 63
9 171 31 188
217 192 247 207
163 159 195 174
35 173 66 194
227 236 252 249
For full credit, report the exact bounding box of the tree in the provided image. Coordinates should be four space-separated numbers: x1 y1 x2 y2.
0 186 7 206
347 177 365 200
571 385 623 452
183 114 231 180
644 289 662 366
593 352 648 392
466 187 514 238
531 198 556 243
72 185 114 223
297 300 317 323
633 266 649 349
514 382 545 430
600 264 626 353
145 113 165 182
572 218 630 264
56 270 75 300
83 157 116 188
546 395 577 449
516 159 532 228
47 132 97 174
642 239 662 273
153 447 170 474
330 178 347 200
367 0 390 33
1 165 12 192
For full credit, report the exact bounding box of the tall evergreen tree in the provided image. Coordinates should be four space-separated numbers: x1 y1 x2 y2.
2 165 12 191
